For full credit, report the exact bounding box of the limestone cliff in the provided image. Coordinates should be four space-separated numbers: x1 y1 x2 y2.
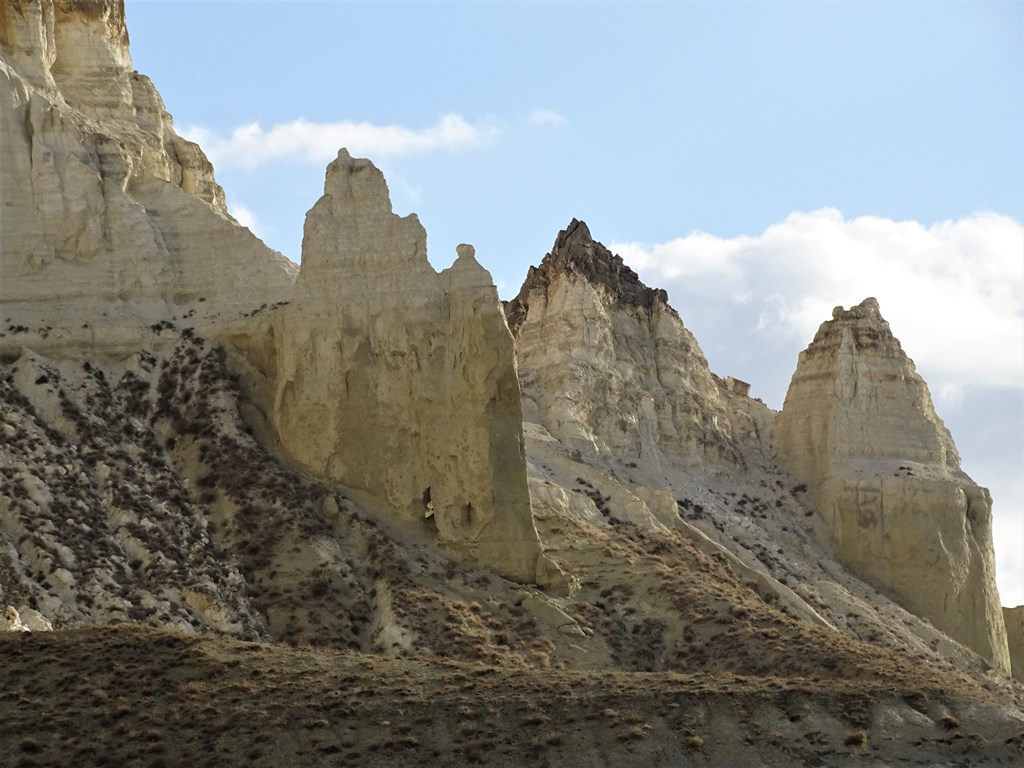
774 298 1011 674
271 150 555 586
0 0 296 353
505 219 739 476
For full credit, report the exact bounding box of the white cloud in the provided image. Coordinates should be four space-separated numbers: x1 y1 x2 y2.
228 203 261 236
613 209 1024 606
181 114 497 169
529 108 566 126
611 209 1024 393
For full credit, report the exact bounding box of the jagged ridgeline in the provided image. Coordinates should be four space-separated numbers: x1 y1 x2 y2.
1 2 1022 766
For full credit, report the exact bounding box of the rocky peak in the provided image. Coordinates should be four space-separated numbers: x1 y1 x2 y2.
505 218 669 335
274 151 558 586
804 296 906 358
774 297 1009 675
778 297 958 472
508 220 739 473
297 148 430 292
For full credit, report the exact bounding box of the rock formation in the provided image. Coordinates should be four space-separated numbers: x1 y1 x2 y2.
0 0 295 354
2 9 1022 758
505 219 739 476
2 604 51 632
271 149 556 586
774 298 1011 674
1004 606 1024 682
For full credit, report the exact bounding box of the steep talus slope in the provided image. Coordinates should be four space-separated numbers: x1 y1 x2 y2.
0 330 572 663
0 0 296 355
775 298 1011 675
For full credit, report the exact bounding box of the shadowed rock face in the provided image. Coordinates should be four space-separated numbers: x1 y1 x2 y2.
774 298 1011 674
506 219 739 475
272 150 558 586
0 0 296 354
1004 606 1024 682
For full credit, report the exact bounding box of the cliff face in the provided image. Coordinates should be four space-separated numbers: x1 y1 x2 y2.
271 150 556 586
774 298 1011 674
2 4 1022 745
505 219 739 476
0 0 295 353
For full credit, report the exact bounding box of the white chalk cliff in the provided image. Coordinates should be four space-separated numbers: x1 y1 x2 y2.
0 0 296 354
271 150 557 586
505 219 739 477
774 298 1011 675
2 7 1022 750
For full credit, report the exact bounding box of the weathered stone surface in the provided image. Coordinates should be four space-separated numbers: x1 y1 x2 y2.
1004 606 1024 683
2 605 29 632
15 606 51 631
0 0 295 354
506 219 739 475
774 298 1011 675
272 150 556 585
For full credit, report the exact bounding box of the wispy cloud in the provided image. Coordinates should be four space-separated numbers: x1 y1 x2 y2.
181 114 497 169
529 108 566 126
612 209 1024 393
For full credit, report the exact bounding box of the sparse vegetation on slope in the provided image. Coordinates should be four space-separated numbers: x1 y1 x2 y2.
1 626 1021 768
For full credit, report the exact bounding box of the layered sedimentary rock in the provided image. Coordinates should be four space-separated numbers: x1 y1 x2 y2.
0 0 295 351
505 219 738 475
271 150 554 585
775 298 1010 674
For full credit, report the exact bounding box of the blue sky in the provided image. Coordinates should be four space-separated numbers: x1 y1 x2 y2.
123 0 1023 605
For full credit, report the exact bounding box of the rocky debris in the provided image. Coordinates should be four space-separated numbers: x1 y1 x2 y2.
1 605 51 632
270 149 557 586
0 343 267 636
1005 606 1024 682
515 590 586 636
0 0 295 356
507 219 739 474
774 298 1011 675
2 605 29 631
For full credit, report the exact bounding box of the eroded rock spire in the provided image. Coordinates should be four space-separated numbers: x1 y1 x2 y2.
272 149 559 586
774 298 1011 674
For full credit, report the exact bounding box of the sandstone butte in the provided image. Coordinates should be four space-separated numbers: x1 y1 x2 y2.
774 298 1011 675
2 6 1024 758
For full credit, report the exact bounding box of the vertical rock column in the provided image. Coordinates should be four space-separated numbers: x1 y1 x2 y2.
272 149 555 585
774 298 1011 675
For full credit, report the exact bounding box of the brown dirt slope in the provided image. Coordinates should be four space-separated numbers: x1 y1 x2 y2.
1 625 1023 768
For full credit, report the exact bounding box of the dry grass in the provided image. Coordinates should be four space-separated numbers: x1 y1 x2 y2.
1 626 1020 768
